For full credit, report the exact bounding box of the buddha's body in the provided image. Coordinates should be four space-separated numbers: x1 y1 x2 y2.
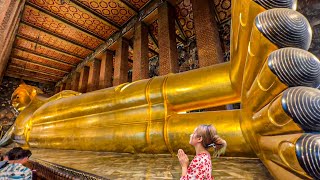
2 0 320 179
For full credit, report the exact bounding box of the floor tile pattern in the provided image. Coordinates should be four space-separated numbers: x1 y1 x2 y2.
22 148 274 180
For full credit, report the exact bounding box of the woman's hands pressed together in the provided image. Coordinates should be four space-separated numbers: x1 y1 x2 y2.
177 149 189 176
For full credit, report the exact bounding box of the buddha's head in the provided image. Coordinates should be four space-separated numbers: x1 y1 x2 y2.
11 82 43 112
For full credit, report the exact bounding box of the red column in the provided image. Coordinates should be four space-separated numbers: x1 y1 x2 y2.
113 38 129 86
71 72 80 91
0 0 26 83
65 79 72 90
132 21 149 81
158 1 179 75
78 66 89 93
87 58 101 92
191 0 224 67
99 50 113 89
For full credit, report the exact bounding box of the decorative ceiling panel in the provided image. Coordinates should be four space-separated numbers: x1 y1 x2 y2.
78 0 136 26
12 49 73 72
22 5 104 49
7 66 61 81
15 37 82 64
126 0 150 9
176 0 194 38
28 0 118 39
18 24 92 58
213 0 231 23
10 58 67 77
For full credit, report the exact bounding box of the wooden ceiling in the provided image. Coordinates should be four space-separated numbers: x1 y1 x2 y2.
5 0 232 84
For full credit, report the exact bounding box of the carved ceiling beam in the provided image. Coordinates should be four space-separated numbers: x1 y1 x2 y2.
20 22 95 51
8 65 65 78
25 3 106 41
175 19 187 44
10 54 71 72
149 48 159 56
14 47 76 67
10 57 69 73
5 72 55 84
148 32 158 48
176 34 187 45
16 35 84 60
56 0 163 86
16 34 84 59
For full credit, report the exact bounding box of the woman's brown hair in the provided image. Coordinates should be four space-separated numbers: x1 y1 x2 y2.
196 124 227 157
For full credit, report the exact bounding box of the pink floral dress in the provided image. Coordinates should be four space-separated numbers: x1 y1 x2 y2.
180 153 213 180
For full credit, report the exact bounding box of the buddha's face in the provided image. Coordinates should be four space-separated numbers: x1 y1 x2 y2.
11 87 32 112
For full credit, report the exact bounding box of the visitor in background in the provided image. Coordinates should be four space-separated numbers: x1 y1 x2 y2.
177 124 227 180
0 147 24 169
0 147 32 179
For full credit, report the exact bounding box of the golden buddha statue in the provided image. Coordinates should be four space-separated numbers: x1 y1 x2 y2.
1 0 320 179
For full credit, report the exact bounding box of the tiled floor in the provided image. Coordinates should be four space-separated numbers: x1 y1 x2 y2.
25 148 273 180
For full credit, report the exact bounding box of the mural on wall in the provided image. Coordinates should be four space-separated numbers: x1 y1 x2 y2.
0 76 55 138
178 39 199 72
149 56 159 78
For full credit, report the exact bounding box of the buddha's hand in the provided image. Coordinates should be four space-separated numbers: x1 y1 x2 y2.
238 7 320 180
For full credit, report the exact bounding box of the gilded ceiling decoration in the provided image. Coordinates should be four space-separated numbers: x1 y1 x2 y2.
213 0 231 23
28 0 118 39
12 49 73 72
15 37 82 64
176 0 194 38
78 0 136 26
126 0 150 9
10 58 66 77
22 6 104 49
17 24 92 58
4 0 207 83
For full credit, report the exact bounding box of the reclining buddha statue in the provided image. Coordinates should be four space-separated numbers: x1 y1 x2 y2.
1 0 319 179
